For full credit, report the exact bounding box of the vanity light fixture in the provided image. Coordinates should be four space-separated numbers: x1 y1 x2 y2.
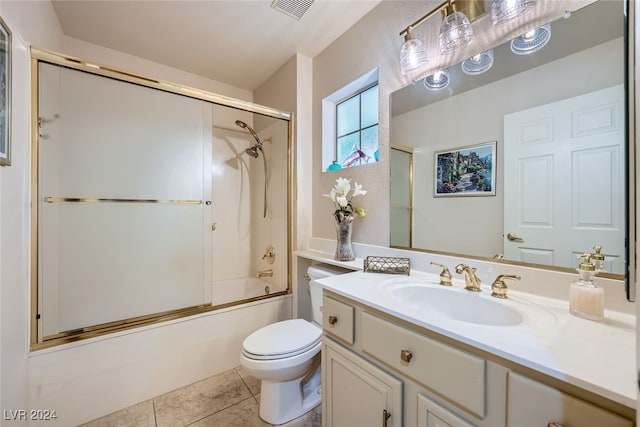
461 48 494 75
439 2 473 55
510 23 551 55
491 0 537 26
399 0 481 74
423 69 450 90
400 27 428 75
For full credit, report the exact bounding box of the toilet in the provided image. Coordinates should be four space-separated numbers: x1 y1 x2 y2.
240 264 345 425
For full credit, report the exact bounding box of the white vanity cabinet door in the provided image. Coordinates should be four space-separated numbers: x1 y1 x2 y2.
507 372 633 427
323 338 402 427
418 394 477 427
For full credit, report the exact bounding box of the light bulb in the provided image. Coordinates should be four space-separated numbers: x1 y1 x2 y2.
510 24 551 55
461 49 494 75
423 69 450 90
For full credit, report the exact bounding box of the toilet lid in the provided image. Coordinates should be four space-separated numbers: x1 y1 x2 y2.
242 319 321 360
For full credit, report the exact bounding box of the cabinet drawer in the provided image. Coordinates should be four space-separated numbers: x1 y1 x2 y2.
322 295 355 344
507 372 633 427
361 311 486 418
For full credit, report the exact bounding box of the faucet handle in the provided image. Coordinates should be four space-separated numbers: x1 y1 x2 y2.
430 262 452 286
491 274 521 299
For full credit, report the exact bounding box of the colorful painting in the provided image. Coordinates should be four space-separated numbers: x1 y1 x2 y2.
434 142 496 197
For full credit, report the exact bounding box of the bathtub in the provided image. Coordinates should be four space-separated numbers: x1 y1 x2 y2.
213 276 280 307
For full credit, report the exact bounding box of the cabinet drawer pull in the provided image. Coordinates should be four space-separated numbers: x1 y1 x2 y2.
547 423 564 427
382 409 391 427
328 315 338 325
400 349 413 363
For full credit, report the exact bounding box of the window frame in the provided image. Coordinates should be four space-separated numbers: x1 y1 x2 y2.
335 82 379 168
321 68 379 173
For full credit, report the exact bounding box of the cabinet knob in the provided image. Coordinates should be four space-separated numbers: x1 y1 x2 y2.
382 409 391 427
400 349 413 363
328 315 338 325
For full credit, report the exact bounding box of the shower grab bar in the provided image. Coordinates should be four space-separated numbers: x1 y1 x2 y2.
44 197 204 205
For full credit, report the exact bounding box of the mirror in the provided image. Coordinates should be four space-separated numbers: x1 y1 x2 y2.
390 0 627 277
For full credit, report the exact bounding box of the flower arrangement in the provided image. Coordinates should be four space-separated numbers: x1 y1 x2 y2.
324 177 367 223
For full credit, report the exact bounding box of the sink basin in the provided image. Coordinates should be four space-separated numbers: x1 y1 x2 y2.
386 283 524 326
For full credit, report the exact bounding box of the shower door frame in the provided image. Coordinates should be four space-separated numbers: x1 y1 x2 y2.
29 47 294 350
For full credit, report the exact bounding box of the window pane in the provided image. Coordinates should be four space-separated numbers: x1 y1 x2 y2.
361 86 378 128
361 125 379 163
336 96 359 137
337 133 360 166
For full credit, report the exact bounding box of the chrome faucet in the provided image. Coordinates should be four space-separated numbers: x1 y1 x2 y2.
257 269 273 278
455 264 482 292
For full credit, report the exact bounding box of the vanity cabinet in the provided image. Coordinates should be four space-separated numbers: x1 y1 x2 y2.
321 290 634 427
323 338 402 427
506 372 634 427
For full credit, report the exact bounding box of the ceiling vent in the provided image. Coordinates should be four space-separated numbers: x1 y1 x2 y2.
270 0 315 20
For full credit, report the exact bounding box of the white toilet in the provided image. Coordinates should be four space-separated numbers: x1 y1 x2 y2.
240 264 345 425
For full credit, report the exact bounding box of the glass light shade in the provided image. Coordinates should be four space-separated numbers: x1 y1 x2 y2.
400 31 427 75
423 69 450 90
439 11 473 55
510 24 551 55
461 49 494 75
491 0 537 26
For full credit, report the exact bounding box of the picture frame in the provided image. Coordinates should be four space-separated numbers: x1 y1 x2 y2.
0 17 10 167
434 141 496 197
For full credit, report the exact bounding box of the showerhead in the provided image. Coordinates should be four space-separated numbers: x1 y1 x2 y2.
245 147 259 158
235 119 262 145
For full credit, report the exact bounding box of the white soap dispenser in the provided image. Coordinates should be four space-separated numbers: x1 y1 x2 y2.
569 253 604 321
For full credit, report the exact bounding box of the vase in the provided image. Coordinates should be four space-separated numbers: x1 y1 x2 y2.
334 213 355 261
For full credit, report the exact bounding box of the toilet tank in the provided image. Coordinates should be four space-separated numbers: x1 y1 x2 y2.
307 264 349 325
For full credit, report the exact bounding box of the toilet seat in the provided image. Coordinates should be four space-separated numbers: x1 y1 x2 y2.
242 319 321 361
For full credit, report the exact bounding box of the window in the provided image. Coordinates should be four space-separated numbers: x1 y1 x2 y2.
335 84 379 168
322 69 379 172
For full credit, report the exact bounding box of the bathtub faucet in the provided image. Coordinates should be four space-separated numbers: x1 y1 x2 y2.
257 269 273 278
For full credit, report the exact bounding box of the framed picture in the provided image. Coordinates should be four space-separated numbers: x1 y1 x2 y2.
434 141 496 197
0 17 10 166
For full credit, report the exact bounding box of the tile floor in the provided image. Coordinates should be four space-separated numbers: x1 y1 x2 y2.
80 367 322 427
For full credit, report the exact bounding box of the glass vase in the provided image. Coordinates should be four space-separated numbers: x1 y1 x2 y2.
334 214 355 261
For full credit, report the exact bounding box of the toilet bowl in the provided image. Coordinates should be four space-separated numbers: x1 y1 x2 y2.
240 264 346 425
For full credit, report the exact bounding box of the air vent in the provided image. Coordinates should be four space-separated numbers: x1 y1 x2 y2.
270 0 315 20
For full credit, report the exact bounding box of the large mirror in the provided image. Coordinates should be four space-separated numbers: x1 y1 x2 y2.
390 0 628 278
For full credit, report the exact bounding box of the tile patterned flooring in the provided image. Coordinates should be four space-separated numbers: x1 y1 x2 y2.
80 367 322 427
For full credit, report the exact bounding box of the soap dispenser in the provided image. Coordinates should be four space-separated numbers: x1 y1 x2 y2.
591 245 606 273
569 253 604 321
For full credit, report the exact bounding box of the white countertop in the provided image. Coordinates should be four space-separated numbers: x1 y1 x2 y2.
317 270 637 409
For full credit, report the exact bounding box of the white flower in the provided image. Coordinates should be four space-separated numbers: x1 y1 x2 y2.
352 182 367 197
326 177 367 218
335 177 351 197
323 188 337 202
